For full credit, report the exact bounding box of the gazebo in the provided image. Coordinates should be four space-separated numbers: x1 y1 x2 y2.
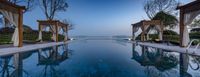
37 20 68 42
132 20 163 42
177 0 200 47
0 0 25 47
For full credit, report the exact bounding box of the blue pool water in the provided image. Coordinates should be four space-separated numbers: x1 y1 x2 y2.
0 40 200 77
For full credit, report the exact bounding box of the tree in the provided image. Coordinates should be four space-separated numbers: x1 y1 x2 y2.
62 19 74 30
153 11 178 29
39 0 68 20
144 0 178 19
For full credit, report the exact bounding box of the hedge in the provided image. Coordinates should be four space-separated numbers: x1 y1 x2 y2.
0 31 65 45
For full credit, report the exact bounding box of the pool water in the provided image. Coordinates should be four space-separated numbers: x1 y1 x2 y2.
0 40 200 77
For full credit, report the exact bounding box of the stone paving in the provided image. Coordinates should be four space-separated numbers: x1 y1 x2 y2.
134 42 200 56
0 42 68 56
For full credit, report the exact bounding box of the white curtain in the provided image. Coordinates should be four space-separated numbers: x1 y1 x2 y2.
155 25 163 40
0 9 19 46
58 26 62 32
132 25 140 40
142 25 150 41
183 10 200 46
146 32 149 40
63 27 68 41
38 25 47 41
143 25 149 32
2 17 11 27
50 25 57 41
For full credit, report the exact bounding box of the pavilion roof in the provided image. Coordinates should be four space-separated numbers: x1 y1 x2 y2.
37 20 69 27
0 0 25 13
132 20 161 27
176 0 200 13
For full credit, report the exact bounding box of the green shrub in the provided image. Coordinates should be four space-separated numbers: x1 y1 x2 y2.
0 27 14 34
190 32 200 39
0 31 65 44
163 30 178 35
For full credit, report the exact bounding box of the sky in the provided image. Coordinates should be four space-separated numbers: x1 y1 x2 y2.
23 0 191 36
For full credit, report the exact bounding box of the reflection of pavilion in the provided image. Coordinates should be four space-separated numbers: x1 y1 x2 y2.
0 51 34 77
37 44 69 77
131 44 178 72
37 44 69 65
179 54 192 77
132 44 200 77
180 53 200 77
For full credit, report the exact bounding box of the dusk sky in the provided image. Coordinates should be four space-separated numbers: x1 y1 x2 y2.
23 0 191 36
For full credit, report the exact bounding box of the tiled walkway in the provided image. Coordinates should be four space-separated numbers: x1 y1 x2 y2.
135 42 200 56
0 42 68 56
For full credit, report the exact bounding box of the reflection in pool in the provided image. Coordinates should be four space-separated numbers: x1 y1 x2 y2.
0 40 200 77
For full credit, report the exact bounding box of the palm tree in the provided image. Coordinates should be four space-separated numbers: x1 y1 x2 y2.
153 11 178 29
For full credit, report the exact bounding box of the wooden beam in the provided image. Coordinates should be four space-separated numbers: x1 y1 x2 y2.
67 26 68 40
143 20 161 26
141 24 145 42
18 9 23 47
177 0 200 13
132 24 134 40
184 3 200 14
180 9 185 47
0 0 26 9
177 0 200 10
0 1 25 13
56 22 58 42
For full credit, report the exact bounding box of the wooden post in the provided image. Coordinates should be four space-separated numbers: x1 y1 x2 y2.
180 9 185 47
56 22 58 42
18 9 23 47
141 24 145 42
132 25 134 40
67 26 68 41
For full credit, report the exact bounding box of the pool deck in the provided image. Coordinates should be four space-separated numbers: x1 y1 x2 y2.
0 42 68 56
133 41 200 56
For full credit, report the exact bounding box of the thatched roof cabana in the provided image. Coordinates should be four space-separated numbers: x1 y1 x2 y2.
0 0 25 47
131 20 163 41
177 0 200 47
37 20 69 42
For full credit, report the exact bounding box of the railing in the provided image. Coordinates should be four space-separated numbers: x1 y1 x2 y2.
194 43 200 52
186 39 200 53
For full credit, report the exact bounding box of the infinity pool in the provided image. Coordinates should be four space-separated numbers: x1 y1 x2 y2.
0 40 200 77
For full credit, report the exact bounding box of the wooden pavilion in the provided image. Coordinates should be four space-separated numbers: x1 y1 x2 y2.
37 20 69 42
132 20 163 42
0 0 25 47
177 0 200 47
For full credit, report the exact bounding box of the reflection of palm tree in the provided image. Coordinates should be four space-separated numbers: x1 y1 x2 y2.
37 44 69 77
